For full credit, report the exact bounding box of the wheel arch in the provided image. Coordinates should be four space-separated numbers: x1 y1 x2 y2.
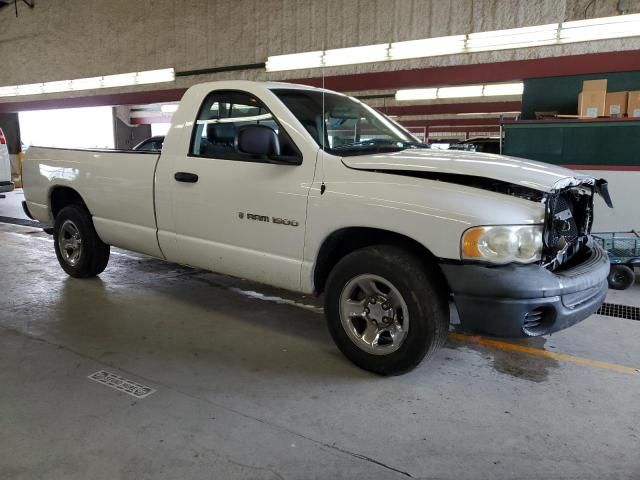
49 186 89 219
313 227 450 295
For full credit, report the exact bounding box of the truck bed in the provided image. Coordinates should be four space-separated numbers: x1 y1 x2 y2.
22 146 163 258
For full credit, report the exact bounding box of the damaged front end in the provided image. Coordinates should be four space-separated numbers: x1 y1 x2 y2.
542 177 612 271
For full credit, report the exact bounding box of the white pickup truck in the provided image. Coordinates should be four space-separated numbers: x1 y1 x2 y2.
22 80 612 375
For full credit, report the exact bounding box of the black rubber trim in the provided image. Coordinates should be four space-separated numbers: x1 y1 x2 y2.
25 146 159 154
21 200 34 220
0 181 12 186
176 63 265 77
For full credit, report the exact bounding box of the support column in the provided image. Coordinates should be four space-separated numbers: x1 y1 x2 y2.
0 113 22 186
112 107 151 150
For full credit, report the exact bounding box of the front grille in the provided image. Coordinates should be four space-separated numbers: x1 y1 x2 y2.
549 194 579 246
543 186 594 271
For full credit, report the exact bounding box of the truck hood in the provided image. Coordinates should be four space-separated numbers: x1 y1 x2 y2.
341 149 597 194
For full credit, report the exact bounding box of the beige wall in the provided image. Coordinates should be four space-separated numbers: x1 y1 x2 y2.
1 0 639 102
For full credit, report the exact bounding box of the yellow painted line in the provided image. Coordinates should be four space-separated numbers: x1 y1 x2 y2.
448 332 640 376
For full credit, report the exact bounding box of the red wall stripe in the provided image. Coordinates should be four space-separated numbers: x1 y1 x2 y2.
425 126 501 133
400 118 500 127
290 50 640 92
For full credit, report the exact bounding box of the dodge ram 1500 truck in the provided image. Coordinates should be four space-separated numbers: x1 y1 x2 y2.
22 80 612 375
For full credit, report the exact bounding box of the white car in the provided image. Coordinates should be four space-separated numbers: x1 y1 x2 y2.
22 81 612 375
0 127 14 193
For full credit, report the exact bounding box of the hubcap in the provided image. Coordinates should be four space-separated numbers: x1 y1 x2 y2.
58 220 83 267
339 274 409 355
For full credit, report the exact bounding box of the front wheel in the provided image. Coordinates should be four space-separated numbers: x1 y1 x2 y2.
54 204 110 278
324 246 449 375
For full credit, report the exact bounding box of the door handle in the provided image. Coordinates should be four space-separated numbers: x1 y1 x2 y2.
174 172 199 183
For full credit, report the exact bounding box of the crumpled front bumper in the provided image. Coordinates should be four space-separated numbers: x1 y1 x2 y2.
440 239 610 337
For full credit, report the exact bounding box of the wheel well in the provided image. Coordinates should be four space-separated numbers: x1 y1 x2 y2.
50 187 86 218
313 227 449 294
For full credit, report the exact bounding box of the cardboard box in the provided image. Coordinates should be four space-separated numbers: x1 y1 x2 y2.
578 79 607 117
605 91 628 117
628 90 640 118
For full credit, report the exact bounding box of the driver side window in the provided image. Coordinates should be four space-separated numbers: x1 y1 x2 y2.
190 90 299 162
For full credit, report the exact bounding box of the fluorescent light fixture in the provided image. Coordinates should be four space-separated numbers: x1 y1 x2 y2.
70 76 104 91
101 73 136 88
395 82 524 101
438 85 484 98
0 68 175 98
42 80 72 93
560 13 640 43
323 44 389 66
467 23 559 51
389 35 466 60
395 88 438 101
483 82 524 96
16 83 45 96
266 51 324 71
265 14 640 71
0 86 18 97
134 68 175 84
160 104 179 113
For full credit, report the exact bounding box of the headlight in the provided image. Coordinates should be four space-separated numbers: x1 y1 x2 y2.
462 225 543 264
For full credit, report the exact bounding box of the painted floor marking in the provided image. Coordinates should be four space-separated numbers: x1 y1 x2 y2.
88 370 156 399
233 288 640 376
448 332 640 376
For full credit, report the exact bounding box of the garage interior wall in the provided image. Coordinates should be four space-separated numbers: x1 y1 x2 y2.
113 109 152 150
1 0 640 104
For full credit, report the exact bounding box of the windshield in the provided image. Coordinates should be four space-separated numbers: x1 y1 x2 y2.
272 88 426 156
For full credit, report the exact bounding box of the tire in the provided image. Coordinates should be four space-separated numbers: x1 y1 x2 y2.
607 265 635 290
53 204 110 278
324 246 449 375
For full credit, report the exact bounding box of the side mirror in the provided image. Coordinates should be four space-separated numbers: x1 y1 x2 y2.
237 125 280 157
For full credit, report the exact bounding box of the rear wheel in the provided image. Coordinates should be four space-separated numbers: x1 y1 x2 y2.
607 265 635 290
324 246 449 375
54 204 110 278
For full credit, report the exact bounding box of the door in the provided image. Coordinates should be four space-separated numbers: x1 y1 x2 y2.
159 89 317 291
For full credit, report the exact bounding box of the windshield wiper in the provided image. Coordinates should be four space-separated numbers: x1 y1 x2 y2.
331 139 428 151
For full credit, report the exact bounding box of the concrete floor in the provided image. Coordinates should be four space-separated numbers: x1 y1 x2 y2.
1 192 640 479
